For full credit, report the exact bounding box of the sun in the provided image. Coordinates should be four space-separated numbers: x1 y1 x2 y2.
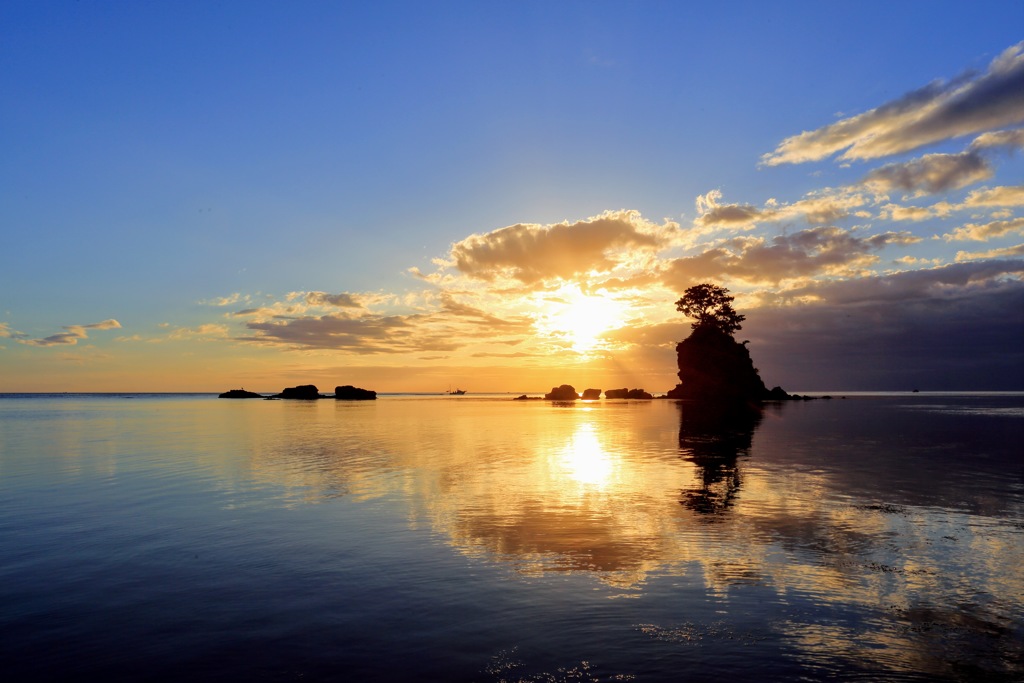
537 285 625 353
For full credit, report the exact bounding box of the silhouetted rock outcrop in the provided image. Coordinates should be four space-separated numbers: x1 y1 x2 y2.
604 388 653 399
218 389 263 399
581 388 601 400
666 325 773 402
273 384 325 400
544 384 579 400
334 385 376 400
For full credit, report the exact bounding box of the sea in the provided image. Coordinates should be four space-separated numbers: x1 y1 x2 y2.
1 391 1021 682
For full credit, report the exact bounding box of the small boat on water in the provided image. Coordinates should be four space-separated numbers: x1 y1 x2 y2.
446 386 467 395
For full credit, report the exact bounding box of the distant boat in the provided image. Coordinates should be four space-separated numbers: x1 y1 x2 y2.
447 386 467 395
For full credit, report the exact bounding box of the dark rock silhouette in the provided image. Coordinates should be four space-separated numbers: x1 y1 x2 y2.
605 388 653 399
581 388 601 400
334 385 377 400
218 388 263 399
666 325 778 402
273 384 325 400
667 283 793 402
544 385 579 400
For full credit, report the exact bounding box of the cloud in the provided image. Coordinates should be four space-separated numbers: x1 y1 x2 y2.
241 313 437 353
0 322 13 338
694 190 765 230
862 150 993 195
777 259 1024 305
962 184 1024 207
878 203 941 222
303 291 363 308
879 183 1022 224
941 216 1024 242
438 293 533 333
238 290 535 353
692 187 871 232
762 42 1024 165
955 243 1024 261
448 210 673 284
663 227 920 287
200 293 246 306
745 261 1024 390
779 188 871 224
232 307 275 317
969 128 1024 152
18 319 122 347
167 324 230 340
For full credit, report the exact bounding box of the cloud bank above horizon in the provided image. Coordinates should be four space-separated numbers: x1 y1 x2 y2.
1 11 1021 391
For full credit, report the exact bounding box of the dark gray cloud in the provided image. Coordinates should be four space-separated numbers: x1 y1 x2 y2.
745 271 1024 391
239 293 534 353
862 150 993 194
241 313 438 353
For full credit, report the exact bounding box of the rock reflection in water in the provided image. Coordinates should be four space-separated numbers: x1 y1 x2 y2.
677 401 763 517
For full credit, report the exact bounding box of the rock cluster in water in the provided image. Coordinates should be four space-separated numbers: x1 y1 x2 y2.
535 385 657 400
604 388 654 399
219 384 377 400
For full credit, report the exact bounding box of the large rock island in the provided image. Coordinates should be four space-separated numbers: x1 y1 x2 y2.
665 284 789 402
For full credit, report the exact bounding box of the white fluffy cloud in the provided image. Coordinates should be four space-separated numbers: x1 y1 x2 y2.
448 210 673 284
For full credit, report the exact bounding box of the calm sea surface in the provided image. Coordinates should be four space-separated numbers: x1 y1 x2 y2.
1 392 1021 681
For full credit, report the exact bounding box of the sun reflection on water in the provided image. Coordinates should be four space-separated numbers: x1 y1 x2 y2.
555 422 615 489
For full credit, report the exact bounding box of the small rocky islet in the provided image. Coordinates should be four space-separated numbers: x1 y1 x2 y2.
218 384 377 400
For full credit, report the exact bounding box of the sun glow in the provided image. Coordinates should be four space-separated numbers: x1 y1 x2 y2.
537 285 626 353
557 422 615 488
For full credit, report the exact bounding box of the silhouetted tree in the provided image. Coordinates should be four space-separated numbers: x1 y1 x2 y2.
667 284 771 402
675 284 745 336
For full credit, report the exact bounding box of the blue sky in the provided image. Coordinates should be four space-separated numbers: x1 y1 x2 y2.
2 1 1022 392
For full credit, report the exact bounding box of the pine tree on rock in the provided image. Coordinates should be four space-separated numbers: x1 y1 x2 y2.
667 284 772 403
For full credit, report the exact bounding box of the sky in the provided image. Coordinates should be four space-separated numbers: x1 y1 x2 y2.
2 1 1023 393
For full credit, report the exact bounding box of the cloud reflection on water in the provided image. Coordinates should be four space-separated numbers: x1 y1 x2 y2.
237 397 1023 678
